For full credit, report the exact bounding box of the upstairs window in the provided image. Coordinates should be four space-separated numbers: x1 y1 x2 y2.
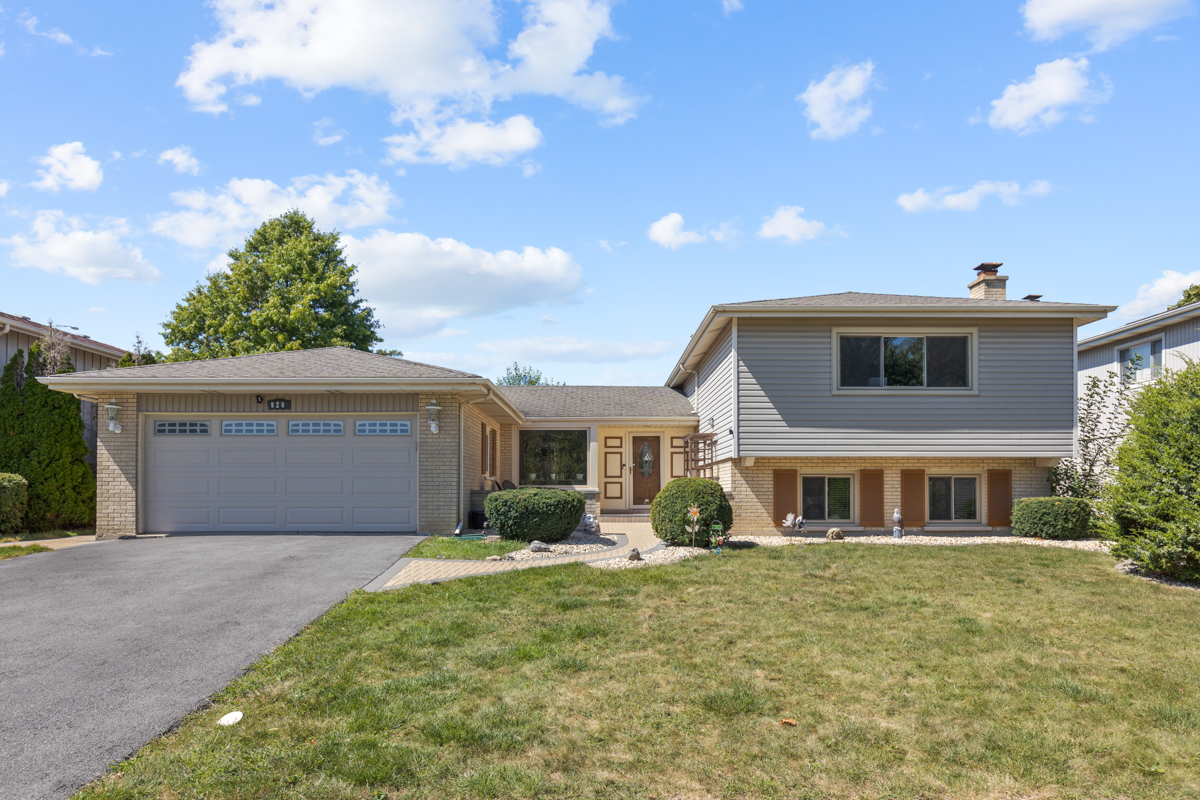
839 334 970 390
1119 339 1162 382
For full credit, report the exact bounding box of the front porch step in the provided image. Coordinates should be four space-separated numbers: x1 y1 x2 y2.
599 513 652 523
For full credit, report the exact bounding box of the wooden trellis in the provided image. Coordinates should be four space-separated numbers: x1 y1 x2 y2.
682 432 716 479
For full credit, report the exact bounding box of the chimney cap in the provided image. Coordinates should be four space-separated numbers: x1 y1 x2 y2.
1022 294 1043 302
974 262 1003 274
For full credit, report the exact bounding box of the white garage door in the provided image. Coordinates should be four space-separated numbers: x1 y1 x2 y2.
144 416 418 532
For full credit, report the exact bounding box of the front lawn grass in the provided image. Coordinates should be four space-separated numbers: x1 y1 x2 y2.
404 535 526 560
76 544 1200 800
0 543 52 560
0 528 92 544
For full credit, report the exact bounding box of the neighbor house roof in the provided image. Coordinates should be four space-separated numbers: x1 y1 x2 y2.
500 385 697 420
723 291 1091 308
0 311 127 358
1077 301 1200 351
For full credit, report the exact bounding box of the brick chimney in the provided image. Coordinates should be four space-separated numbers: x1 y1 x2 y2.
968 263 1008 300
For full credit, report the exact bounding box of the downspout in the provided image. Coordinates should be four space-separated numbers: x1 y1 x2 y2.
458 388 492 533
0 323 10 336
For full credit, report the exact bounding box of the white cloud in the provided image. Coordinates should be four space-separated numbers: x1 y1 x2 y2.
313 118 346 147
896 180 1052 213
384 115 543 167
157 146 202 175
151 170 396 248
86 307 107 314
238 93 262 106
19 12 73 45
988 57 1111 134
1117 270 1200 319
4 210 161 284
798 60 877 140
1023 0 1192 50
756 206 834 243
647 213 707 249
31 142 104 192
541 315 558 324
477 336 675 363
344 230 584 336
177 0 642 168
0 42 6 57
91 46 112 57
723 0 745 14
0 180 9 197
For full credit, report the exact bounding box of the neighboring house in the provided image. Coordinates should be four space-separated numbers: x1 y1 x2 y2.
1 311 127 469
665 265 1113 534
37 265 1114 539
1077 300 1200 394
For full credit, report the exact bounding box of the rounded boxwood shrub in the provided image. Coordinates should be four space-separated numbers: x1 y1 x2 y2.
650 477 733 547
484 488 585 543
1011 496 1092 540
0 473 28 534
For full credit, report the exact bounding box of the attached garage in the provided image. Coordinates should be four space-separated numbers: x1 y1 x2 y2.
143 415 418 532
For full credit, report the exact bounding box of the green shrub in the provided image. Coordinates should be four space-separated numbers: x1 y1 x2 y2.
484 488 585 543
650 477 733 547
0 473 28 534
1109 360 1200 580
1011 496 1092 540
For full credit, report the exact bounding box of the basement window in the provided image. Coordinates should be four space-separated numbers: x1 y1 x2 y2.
928 476 978 522
289 420 344 435
221 420 277 436
154 421 210 435
801 476 852 522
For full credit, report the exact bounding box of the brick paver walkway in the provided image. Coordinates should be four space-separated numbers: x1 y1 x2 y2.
0 535 97 551
379 522 661 590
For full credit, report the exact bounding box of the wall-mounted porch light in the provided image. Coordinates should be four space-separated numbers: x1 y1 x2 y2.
104 399 123 434
425 399 441 434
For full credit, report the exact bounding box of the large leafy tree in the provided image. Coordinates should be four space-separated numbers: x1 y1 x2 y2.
1168 283 1200 311
161 210 386 360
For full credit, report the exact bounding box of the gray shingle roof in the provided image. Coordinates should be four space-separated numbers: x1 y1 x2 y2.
67 347 480 380
722 291 1090 308
500 385 696 418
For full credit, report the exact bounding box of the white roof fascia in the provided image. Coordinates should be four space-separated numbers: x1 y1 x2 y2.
1077 303 1200 350
520 416 699 425
0 317 126 358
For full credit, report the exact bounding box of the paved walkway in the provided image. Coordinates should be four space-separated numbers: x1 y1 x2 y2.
373 522 662 590
0 534 97 551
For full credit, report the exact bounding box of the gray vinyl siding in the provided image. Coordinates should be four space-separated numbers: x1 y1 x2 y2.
137 393 420 413
1078 315 1200 384
690 324 736 461
0 330 119 373
737 316 1075 457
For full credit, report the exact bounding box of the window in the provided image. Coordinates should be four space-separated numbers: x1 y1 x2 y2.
155 421 210 435
1119 339 1162 382
801 476 852 521
489 428 498 477
839 334 970 389
481 422 489 476
222 420 276 435
519 430 587 486
289 420 343 435
928 476 978 522
355 420 410 435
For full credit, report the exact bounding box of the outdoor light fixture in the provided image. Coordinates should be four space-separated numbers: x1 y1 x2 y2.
104 399 123 434
425 399 441 434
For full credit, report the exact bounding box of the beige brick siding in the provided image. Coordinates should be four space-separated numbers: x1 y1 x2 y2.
418 393 460 534
726 456 1050 534
498 424 514 485
462 403 507 493
95 392 137 538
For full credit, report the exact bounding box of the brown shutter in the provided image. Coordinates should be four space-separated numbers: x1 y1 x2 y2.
900 469 926 527
773 470 798 527
480 422 488 475
859 470 885 527
489 429 498 477
987 469 1013 527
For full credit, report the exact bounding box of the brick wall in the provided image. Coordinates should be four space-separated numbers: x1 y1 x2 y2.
727 456 1050 534
418 393 461 534
462 403 506 493
95 392 137 538
498 424 514 484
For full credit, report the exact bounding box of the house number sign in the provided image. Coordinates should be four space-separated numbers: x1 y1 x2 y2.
267 398 291 410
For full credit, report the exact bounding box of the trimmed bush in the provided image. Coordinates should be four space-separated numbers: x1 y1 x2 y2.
1011 497 1092 540
650 477 733 547
0 473 28 534
485 488 585 543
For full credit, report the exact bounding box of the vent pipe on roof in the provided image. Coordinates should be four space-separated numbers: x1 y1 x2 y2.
1022 294 1042 302
968 263 1008 300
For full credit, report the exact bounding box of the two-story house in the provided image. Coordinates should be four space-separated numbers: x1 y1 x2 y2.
666 265 1113 533
39 265 1113 538
1077 297 1200 396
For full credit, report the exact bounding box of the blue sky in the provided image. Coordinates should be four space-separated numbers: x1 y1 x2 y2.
2 0 1197 384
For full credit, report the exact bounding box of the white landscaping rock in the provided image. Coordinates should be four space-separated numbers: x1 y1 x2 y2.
589 546 708 570
508 532 618 560
728 535 1111 552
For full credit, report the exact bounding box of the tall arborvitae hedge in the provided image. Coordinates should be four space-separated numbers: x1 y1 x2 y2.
0 349 95 531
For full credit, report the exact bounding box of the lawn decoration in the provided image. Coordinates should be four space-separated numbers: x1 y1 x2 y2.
892 508 904 539
683 505 703 548
709 521 728 554
783 513 806 534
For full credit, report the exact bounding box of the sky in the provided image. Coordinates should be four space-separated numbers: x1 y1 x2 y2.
1 0 1198 385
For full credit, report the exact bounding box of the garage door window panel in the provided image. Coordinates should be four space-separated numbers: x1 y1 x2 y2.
155 421 210 435
222 421 276 435
289 420 344 435
355 420 410 435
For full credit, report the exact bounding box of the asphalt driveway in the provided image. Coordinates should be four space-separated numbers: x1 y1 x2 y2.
0 533 421 800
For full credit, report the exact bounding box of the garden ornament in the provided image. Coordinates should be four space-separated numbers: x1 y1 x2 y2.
783 513 806 534
710 521 727 554
685 505 702 547
892 508 904 539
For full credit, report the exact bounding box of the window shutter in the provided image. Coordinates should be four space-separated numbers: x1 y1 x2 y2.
480 422 488 475
489 429 498 477
773 470 798 527
987 469 1013 527
859 470 884 527
900 470 926 527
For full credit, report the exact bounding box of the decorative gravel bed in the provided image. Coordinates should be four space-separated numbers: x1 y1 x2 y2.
507 532 619 560
588 545 708 569
729 534 1112 552
1116 559 1200 591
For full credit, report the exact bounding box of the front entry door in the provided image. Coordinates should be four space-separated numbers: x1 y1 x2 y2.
631 436 661 506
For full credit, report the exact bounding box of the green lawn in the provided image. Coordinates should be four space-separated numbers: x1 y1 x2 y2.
0 543 52 560
0 529 92 544
404 535 527 560
75 544 1200 800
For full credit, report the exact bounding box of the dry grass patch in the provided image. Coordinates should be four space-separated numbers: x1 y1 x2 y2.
74 544 1200 800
